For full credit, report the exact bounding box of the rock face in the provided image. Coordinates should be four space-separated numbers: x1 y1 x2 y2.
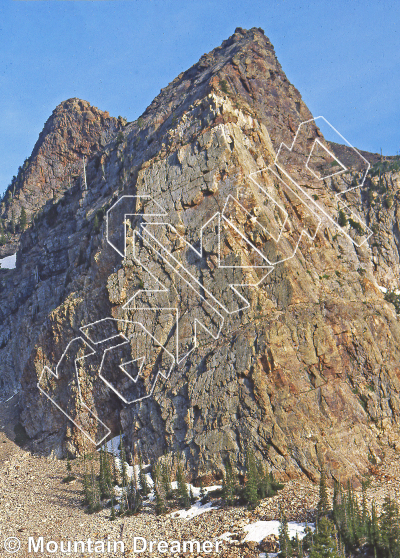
0 99 123 257
1 27 400 483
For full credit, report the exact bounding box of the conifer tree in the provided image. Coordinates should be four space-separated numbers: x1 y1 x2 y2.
138 451 150 497
258 463 272 498
317 466 330 520
309 517 342 558
222 457 236 506
176 459 190 509
110 438 118 487
161 460 173 500
153 462 167 515
296 534 304 558
99 446 112 499
19 208 27 231
360 481 369 545
244 450 259 509
88 462 102 513
369 501 380 555
126 477 142 515
380 495 400 557
278 507 292 558
63 454 75 482
154 486 167 515
119 433 128 488
302 522 314 552
81 452 92 508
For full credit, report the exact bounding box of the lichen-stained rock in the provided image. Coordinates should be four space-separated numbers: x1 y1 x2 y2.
2 27 400 483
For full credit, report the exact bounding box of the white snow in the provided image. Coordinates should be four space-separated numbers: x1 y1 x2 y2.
243 521 314 543
103 435 122 457
0 253 16 269
167 501 218 520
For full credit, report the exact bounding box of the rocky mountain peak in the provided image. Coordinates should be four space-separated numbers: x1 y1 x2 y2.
1 29 400 486
0 98 122 257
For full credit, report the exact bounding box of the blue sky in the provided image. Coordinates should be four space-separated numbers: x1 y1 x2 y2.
1 0 399 195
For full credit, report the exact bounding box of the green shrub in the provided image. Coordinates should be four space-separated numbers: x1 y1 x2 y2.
349 218 364 236
219 79 229 94
384 290 400 313
338 209 348 227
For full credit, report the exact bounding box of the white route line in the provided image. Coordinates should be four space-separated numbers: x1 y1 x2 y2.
37 337 111 446
39 117 372 445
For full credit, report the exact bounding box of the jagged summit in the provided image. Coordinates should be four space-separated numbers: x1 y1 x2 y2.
135 26 312 155
0 98 122 257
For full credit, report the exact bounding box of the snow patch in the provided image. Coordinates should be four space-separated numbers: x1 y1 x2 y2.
168 501 218 520
0 253 16 269
103 435 121 457
243 521 314 543
378 286 388 293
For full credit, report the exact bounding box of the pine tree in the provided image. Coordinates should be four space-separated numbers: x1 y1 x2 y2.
119 433 128 488
317 466 330 520
360 481 369 546
258 463 272 498
296 534 304 558
110 438 118 487
278 508 292 558
380 495 400 557
91 463 102 513
138 451 150 497
302 523 314 553
63 453 75 482
84 462 102 513
176 459 190 509
99 446 112 499
154 486 167 515
82 470 91 507
161 460 173 500
126 477 142 515
369 501 380 555
244 450 259 509
309 517 341 558
81 453 92 508
153 462 167 515
222 457 236 506
19 208 27 231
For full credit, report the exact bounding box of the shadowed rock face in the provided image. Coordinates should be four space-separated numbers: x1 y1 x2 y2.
1 27 400 483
